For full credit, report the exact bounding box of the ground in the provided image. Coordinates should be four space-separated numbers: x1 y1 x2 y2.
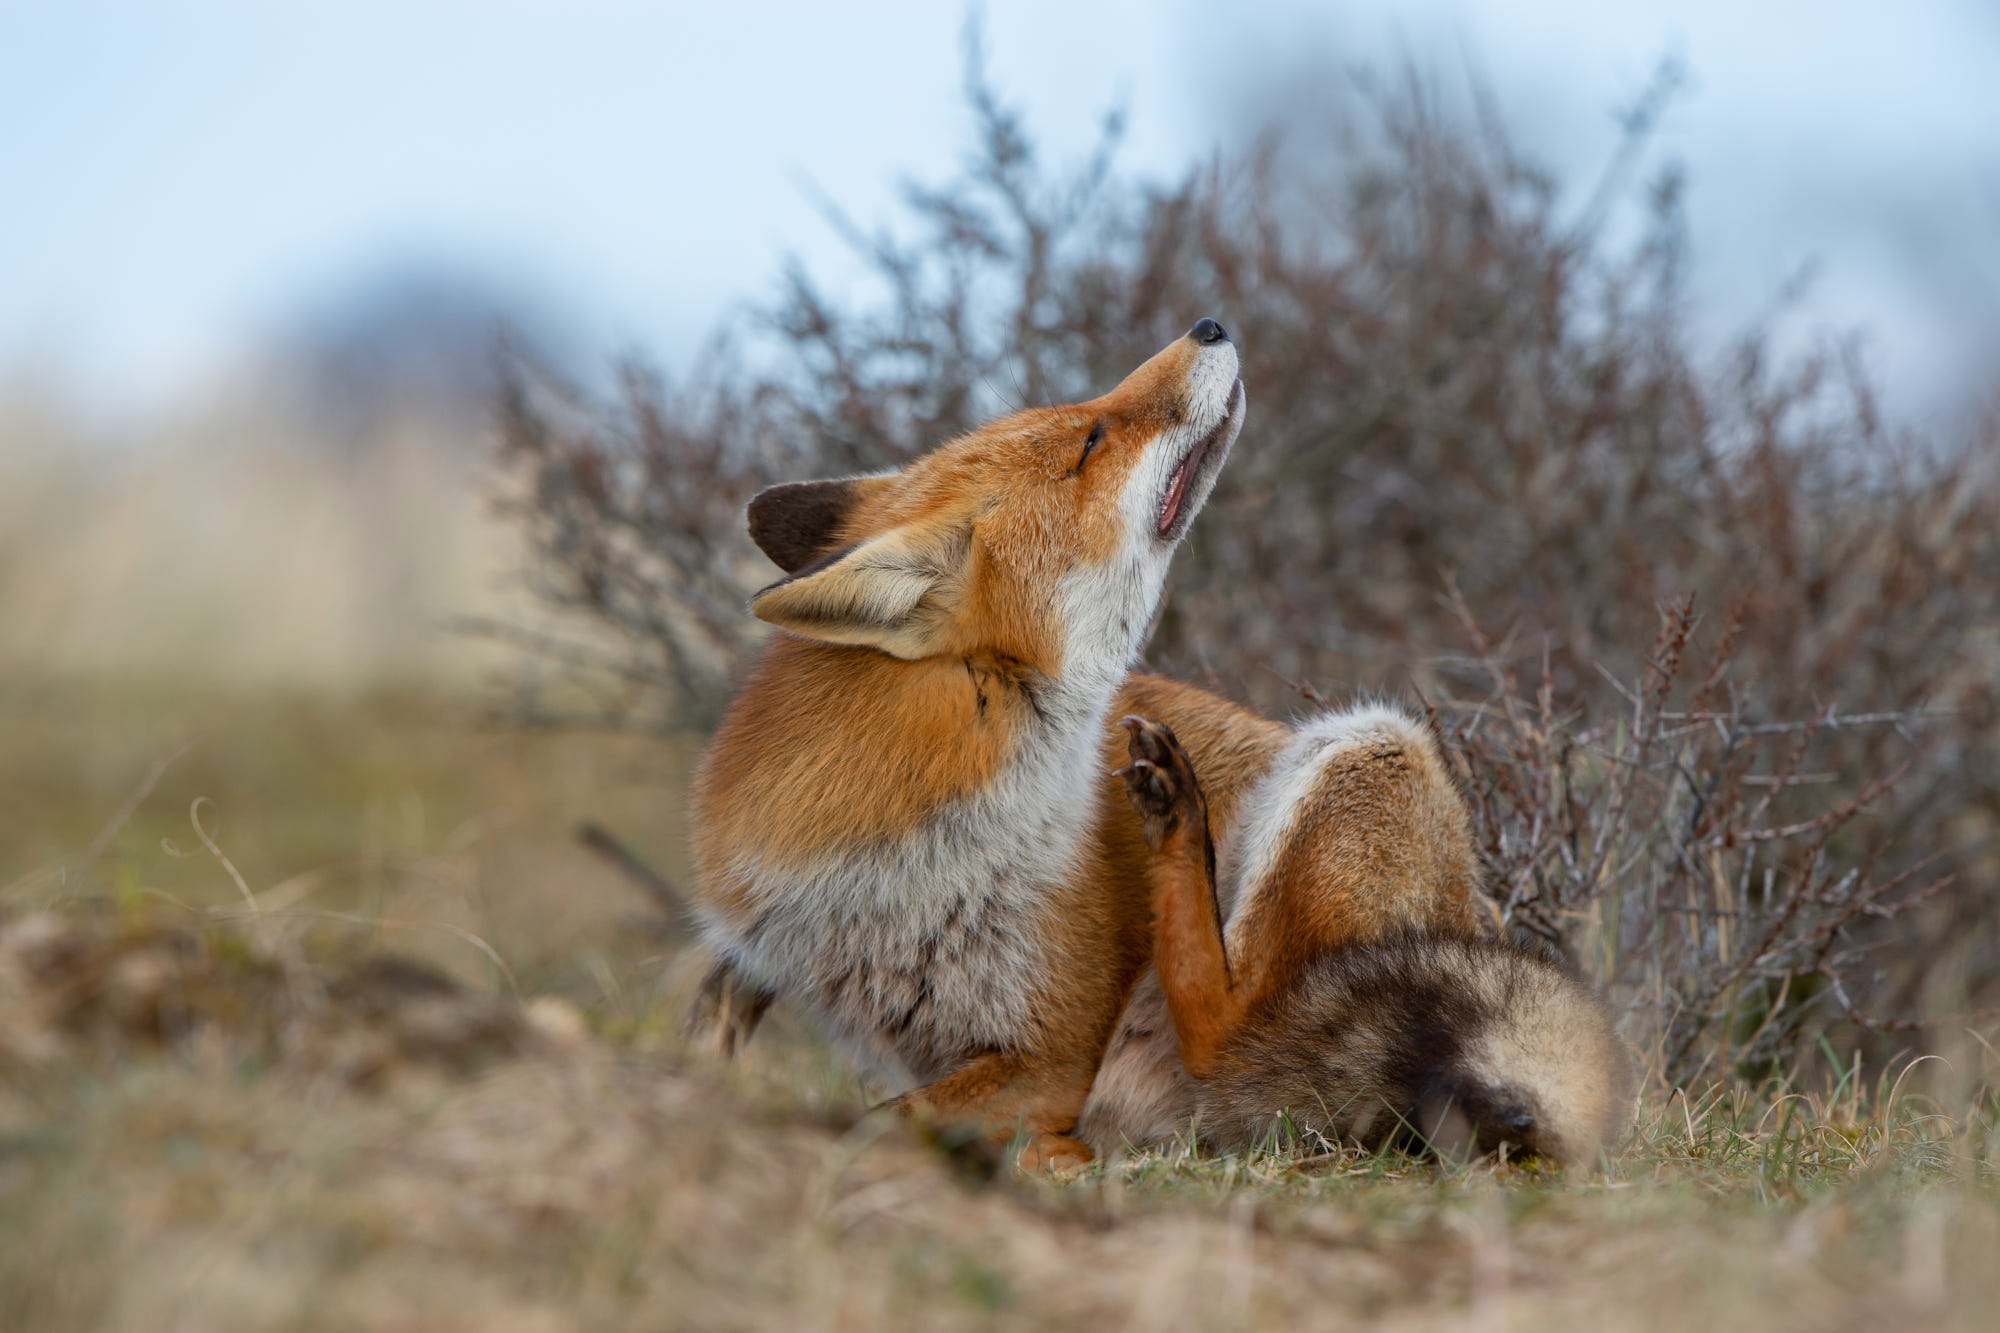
2 682 1994 1331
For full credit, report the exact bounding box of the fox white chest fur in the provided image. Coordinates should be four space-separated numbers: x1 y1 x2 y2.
707 686 1098 1082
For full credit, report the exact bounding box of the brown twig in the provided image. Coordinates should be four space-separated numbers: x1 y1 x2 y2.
576 822 688 920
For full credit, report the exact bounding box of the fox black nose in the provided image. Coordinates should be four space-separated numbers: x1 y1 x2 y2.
1189 317 1229 345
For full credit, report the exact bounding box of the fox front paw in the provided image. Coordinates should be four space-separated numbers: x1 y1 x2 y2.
1017 1130 1094 1175
683 958 775 1060
1117 715 1205 849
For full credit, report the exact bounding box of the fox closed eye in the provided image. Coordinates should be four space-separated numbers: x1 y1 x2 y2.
1073 421 1105 475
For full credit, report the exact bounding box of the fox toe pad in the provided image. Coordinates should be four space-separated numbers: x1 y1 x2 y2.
1117 716 1204 838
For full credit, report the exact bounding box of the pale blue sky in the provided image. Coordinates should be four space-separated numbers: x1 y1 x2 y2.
4 1 1996 427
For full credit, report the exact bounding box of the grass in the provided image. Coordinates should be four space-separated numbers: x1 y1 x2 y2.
3 683 1997 1331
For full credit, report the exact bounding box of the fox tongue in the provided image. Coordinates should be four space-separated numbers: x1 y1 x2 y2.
1158 442 1204 538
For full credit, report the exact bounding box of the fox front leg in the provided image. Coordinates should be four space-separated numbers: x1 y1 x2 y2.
889 1052 1097 1174
683 957 776 1059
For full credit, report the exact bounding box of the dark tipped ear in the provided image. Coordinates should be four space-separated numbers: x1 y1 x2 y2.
749 520 969 660
747 476 892 574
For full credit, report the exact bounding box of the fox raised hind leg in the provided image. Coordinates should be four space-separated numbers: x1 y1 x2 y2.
1083 712 1633 1167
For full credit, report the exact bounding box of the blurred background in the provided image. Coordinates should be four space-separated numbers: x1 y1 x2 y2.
3 0 1998 1073
4 0 1997 687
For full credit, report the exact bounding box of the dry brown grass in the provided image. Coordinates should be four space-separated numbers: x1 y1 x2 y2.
9 1016 1996 1332
3 687 1997 1331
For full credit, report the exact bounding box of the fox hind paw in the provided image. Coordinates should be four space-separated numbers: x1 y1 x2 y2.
1117 715 1203 845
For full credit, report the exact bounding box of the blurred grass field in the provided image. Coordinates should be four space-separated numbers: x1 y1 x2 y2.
0 675 1996 1329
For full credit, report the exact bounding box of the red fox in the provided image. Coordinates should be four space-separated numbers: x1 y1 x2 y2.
687 319 1629 1169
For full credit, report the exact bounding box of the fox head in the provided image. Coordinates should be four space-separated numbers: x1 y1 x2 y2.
744 320 1245 686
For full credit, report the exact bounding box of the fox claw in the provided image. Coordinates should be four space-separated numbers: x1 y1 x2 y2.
1118 759 1176 819
1118 716 1204 847
684 958 775 1060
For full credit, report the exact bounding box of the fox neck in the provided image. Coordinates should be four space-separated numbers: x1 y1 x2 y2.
724 537 1168 863
963 541 1175 828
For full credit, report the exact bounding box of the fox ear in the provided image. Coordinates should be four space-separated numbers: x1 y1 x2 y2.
747 475 894 574
750 522 968 659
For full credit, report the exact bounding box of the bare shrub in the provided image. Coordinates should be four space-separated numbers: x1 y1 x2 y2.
489 357 779 728
1433 594 1974 1086
492 42 2000 1079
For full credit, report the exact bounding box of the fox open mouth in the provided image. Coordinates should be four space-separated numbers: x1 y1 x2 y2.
1157 378 1245 540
